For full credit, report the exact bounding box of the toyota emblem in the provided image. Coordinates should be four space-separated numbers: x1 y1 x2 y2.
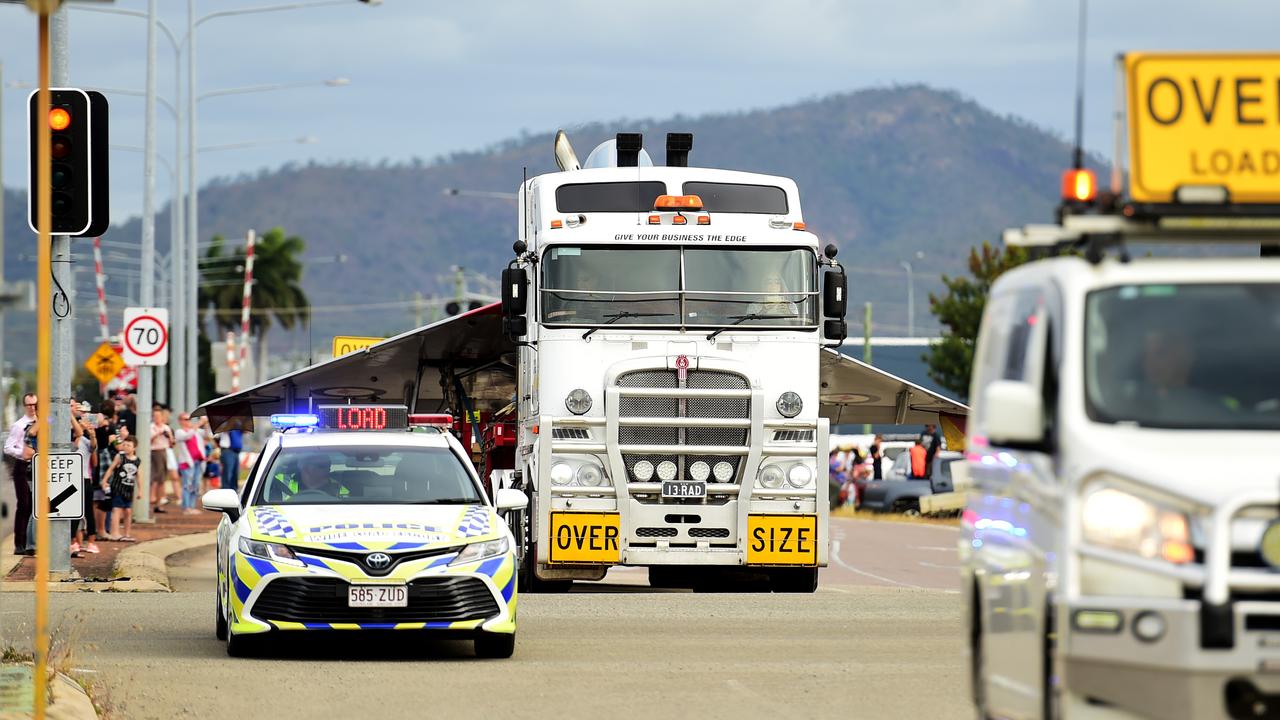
366 552 392 570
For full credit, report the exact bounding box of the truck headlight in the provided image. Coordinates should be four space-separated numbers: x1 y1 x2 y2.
758 465 785 489
776 391 802 418
450 535 510 566
656 461 678 482
787 464 813 488
565 388 592 415
632 460 655 481
688 461 711 482
550 462 574 486
712 461 735 482
1081 486 1193 564
575 463 607 487
238 536 304 567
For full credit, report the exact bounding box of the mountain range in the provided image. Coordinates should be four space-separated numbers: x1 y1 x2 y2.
1 84 1084 375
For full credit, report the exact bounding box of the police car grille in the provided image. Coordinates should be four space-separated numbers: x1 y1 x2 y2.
252 576 500 625
617 369 750 489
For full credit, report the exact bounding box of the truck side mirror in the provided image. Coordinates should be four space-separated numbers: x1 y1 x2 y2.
822 266 847 317
503 316 527 339
502 267 528 316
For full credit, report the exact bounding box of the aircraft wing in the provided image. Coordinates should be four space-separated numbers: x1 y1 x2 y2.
195 303 516 433
819 348 968 426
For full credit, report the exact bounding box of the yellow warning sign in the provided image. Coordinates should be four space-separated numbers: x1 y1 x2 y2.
332 336 384 357
1126 52 1280 203
84 342 124 385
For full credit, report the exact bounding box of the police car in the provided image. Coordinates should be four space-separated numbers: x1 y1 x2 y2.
201 405 527 658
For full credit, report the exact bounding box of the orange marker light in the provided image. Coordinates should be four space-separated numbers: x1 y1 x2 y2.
550 219 563 229
648 214 661 225
696 216 710 225
48 107 71 131
1061 168 1097 202
654 195 704 211
793 221 806 231
672 215 687 225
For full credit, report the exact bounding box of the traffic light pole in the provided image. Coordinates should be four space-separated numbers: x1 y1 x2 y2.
48 4 73 576
134 0 159 525
33 14 53 720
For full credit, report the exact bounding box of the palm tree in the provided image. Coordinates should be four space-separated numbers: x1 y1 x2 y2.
200 227 309 383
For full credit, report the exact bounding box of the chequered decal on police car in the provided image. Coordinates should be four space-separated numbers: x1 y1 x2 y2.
253 506 295 539
456 506 491 538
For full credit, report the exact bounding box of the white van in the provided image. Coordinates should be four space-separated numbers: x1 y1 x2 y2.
961 250 1280 720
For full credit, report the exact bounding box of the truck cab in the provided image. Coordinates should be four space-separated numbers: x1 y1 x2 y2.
501 132 848 592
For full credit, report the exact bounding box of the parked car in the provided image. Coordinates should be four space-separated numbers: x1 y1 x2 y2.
858 450 962 515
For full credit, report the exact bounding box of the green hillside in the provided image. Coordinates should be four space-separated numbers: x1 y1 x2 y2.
2 85 1082 372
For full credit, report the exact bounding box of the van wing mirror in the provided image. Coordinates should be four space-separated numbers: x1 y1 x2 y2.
982 380 1044 446
501 267 529 316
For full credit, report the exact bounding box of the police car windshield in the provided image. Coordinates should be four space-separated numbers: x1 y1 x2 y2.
541 246 816 328
255 446 482 505
1085 283 1280 430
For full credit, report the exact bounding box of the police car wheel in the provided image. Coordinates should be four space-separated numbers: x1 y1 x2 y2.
226 629 261 658
215 584 228 641
474 632 515 659
769 567 818 593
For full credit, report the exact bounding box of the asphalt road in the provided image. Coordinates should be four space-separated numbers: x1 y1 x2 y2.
2 517 969 720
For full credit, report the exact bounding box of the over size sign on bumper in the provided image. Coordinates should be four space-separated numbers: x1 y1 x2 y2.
747 515 817 566
549 512 620 563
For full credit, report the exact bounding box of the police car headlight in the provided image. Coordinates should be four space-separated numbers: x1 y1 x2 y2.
758 465 785 489
776 391 803 418
238 536 304 567
787 463 814 488
1081 485 1192 565
550 462 574 486
450 535 510 566
565 388 592 415
576 463 607 487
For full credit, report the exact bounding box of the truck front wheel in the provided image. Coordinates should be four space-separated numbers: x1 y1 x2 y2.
769 567 818 593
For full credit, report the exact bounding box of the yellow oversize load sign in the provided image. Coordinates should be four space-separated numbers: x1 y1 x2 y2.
549 512 620 563
332 335 384 357
746 514 818 566
1126 52 1280 203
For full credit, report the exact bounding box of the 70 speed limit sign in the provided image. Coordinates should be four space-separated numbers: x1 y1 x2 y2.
122 307 169 366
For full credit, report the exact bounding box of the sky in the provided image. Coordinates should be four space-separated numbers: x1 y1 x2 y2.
0 0 1277 223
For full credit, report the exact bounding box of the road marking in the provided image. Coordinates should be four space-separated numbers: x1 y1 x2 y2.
908 545 957 552
819 584 854 594
918 561 960 570
830 539 927 590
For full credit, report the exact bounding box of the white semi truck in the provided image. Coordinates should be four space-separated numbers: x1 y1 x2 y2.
497 132 849 592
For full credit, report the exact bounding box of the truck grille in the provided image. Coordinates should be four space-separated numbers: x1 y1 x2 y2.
618 369 750 488
252 576 500 625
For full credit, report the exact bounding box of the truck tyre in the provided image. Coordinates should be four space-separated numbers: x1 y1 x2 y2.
648 566 688 589
1043 602 1062 720
769 567 818 593
475 632 516 659
518 547 572 594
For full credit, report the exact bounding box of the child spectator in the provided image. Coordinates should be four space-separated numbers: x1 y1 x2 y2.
102 436 140 542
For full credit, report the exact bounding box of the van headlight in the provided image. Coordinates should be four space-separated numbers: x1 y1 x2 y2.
1081 486 1192 564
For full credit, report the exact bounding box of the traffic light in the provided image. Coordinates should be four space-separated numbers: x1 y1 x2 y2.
28 88 109 237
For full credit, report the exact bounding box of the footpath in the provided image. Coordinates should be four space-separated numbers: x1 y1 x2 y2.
1 509 219 592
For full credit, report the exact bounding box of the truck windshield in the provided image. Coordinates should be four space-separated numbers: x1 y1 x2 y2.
540 246 816 328
1085 283 1280 430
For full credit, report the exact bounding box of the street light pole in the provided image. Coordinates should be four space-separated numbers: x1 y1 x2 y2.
134 0 158 524
900 260 914 338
